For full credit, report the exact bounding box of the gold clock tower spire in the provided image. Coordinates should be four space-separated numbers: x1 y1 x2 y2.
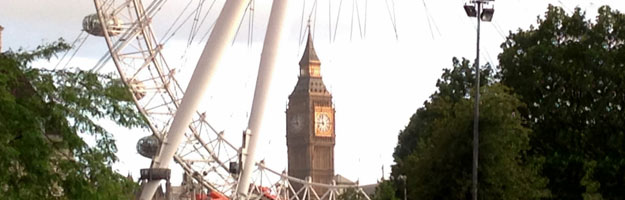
286 32 335 194
299 31 321 77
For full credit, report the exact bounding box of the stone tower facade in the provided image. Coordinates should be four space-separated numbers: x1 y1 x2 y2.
286 33 335 193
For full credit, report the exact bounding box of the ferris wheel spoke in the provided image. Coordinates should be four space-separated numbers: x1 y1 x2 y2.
139 0 168 21
108 1 132 16
188 145 210 161
188 128 231 172
175 156 223 191
212 127 239 152
204 136 221 151
213 140 238 165
143 98 177 112
116 48 154 57
144 112 174 116
185 160 233 185
109 17 155 51
142 101 175 113
178 144 198 158
139 92 164 109
135 85 167 93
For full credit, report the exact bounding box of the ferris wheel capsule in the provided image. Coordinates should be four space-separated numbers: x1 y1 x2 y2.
136 135 160 158
82 13 123 36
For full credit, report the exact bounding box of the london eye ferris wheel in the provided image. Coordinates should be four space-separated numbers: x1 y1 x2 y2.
81 0 390 199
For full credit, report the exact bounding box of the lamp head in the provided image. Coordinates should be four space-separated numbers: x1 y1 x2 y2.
481 7 495 21
464 4 477 17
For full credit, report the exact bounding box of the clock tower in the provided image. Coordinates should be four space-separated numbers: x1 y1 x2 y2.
286 32 335 194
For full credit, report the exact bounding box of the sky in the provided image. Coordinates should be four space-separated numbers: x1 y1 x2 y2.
2 0 625 187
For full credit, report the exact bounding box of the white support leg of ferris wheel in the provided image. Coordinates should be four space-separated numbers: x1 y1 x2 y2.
235 0 290 198
139 0 252 199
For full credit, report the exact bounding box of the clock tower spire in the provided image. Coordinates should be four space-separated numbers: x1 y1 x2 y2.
286 32 335 194
298 31 321 77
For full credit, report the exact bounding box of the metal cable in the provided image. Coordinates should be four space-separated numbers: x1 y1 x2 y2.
355 0 363 39
491 21 507 40
422 0 442 39
363 0 369 37
90 49 112 73
187 0 207 46
159 0 194 44
248 0 255 46
54 31 85 70
385 0 398 39
161 0 205 45
198 20 217 44
232 0 253 45
298 0 307 47
333 0 344 42
422 0 435 39
192 0 218 43
313 0 318 39
392 0 398 39
350 0 355 40
329 0 332 42
60 34 89 70
305 0 318 40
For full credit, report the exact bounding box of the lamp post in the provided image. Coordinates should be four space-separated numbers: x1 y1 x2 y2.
463 1 494 200
398 175 407 200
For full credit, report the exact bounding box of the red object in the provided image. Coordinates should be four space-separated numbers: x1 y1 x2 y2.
259 186 277 200
208 191 229 200
194 193 209 200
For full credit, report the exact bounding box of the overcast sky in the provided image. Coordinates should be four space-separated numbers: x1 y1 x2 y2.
2 0 624 186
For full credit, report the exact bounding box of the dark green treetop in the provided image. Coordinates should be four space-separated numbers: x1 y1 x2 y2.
393 57 494 170
391 57 547 199
499 5 625 199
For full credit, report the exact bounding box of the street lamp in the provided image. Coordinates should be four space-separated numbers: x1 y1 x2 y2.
398 175 407 200
464 1 494 200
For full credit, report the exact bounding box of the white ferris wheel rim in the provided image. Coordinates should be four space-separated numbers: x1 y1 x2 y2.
92 0 240 194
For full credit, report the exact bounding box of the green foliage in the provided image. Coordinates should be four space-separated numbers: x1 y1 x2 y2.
0 40 143 199
337 188 367 200
392 57 494 177
435 57 495 103
499 5 625 199
392 58 548 199
372 180 399 200
401 84 548 199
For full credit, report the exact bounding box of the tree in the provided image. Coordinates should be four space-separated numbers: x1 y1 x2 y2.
372 180 399 200
498 5 625 199
337 187 367 200
392 58 493 179
392 58 548 199
403 84 548 199
391 58 495 199
0 40 144 199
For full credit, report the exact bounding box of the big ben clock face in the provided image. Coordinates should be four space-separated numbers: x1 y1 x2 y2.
314 106 333 137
